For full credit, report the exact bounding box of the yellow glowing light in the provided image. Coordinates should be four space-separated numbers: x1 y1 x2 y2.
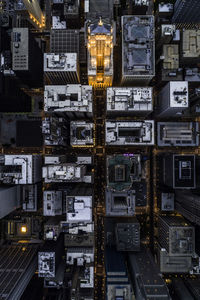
21 226 27 233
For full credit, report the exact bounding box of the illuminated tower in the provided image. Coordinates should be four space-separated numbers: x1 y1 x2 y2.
86 18 115 87
22 0 45 29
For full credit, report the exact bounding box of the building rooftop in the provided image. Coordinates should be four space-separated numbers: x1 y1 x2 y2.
162 45 179 70
0 154 41 184
70 121 94 146
106 120 154 145
182 30 200 59
43 191 63 216
122 15 155 79
115 221 140 251
157 122 199 147
173 155 196 189
42 156 92 183
44 85 92 113
106 189 135 216
106 154 141 191
66 196 92 223
169 81 188 108
106 87 153 112
161 193 174 211
44 53 77 72
12 28 29 71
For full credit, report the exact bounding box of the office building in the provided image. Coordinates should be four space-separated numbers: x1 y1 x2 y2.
0 186 20 219
11 28 43 87
86 18 115 86
64 222 94 247
161 193 174 212
63 0 80 27
20 0 45 29
157 81 188 117
172 278 200 300
158 216 195 273
0 154 42 184
105 120 154 145
159 25 176 45
106 189 135 216
51 16 66 30
0 244 39 300
161 45 183 81
44 84 93 117
106 87 153 116
175 190 200 226
181 30 200 65
157 122 199 147
50 29 79 54
115 219 140 251
163 154 196 189
44 53 80 84
121 15 155 84
185 68 200 82
43 155 92 183
66 247 94 299
44 217 61 241
158 3 173 17
172 0 200 24
70 121 94 146
106 247 132 300
107 154 141 192
43 191 63 216
128 248 171 299
5 216 42 241
66 195 92 223
22 184 39 212
42 117 68 146
38 236 63 278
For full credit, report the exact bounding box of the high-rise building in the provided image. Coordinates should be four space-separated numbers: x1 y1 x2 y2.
106 87 153 116
106 120 155 145
86 18 115 86
161 45 183 81
163 154 196 189
180 30 200 66
156 81 188 117
157 122 199 147
22 184 39 212
175 190 200 226
115 218 140 251
42 117 68 146
44 84 93 117
50 29 79 54
11 28 43 87
0 154 42 184
157 216 195 273
121 15 155 84
128 248 171 299
0 186 20 218
0 244 39 300
42 155 93 183
15 0 45 29
70 121 94 146
38 236 63 278
44 53 80 84
106 247 132 300
22 0 45 28
43 191 63 216
172 0 200 25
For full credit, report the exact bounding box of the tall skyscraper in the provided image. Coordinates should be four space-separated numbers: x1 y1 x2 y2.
172 0 200 24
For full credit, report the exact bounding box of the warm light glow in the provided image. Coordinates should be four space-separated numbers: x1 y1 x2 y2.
21 226 27 233
87 19 114 87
